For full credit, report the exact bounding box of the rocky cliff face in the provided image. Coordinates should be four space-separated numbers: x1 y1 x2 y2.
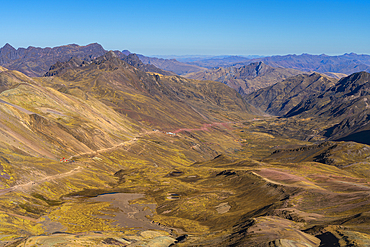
286 72 370 119
245 73 337 116
283 72 370 144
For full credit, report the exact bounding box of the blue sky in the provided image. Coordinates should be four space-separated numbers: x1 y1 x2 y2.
1 0 369 56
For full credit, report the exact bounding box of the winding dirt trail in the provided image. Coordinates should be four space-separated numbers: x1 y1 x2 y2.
0 210 38 222
68 130 159 160
68 137 138 160
0 99 35 115
0 131 156 196
0 122 234 197
0 166 83 196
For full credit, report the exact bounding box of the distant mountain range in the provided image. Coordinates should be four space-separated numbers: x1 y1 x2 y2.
139 53 370 76
184 55 251 68
0 43 178 78
184 61 305 95
139 52 370 95
248 53 370 75
2 42 370 79
0 43 107 77
137 55 206 75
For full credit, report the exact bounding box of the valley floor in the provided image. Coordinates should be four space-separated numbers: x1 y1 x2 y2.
1 118 370 246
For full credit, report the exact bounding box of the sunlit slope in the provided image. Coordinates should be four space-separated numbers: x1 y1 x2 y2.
0 118 246 245
0 69 140 160
39 51 256 130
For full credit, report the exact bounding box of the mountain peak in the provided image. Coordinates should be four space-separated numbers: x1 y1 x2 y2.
45 50 128 77
1 43 16 51
122 50 131 56
86 42 104 49
344 52 357 56
334 71 370 94
0 43 19 61
339 71 370 84
122 53 141 65
96 51 124 67
105 50 118 58
309 72 323 77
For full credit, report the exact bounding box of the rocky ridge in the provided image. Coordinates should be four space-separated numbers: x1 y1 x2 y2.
185 61 305 95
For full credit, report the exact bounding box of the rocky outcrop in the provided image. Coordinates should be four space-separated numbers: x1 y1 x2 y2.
245 72 337 115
